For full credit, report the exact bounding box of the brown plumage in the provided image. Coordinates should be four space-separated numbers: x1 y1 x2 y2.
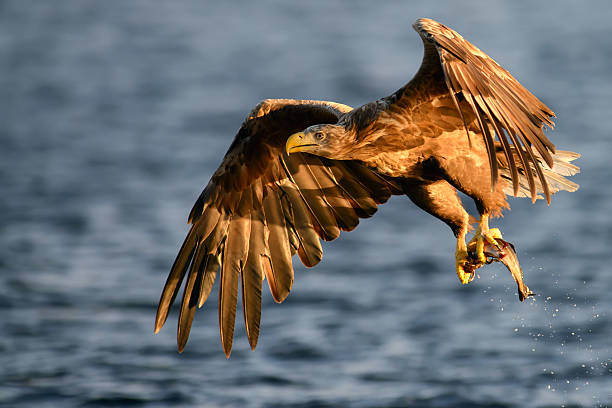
155 18 579 356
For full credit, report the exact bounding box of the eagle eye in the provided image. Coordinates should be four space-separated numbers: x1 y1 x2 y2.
314 132 324 141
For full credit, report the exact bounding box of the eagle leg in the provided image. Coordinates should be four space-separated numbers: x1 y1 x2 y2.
402 179 485 285
467 214 503 264
455 229 476 284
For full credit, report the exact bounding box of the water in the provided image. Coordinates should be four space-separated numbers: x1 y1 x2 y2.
1 1 611 407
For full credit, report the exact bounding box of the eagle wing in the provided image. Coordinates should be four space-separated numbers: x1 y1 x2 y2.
378 18 557 203
155 99 401 356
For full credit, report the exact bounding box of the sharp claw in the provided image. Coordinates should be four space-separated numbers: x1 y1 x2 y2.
485 228 503 248
456 265 471 284
469 224 504 263
456 260 480 284
456 265 473 284
456 248 481 284
456 249 469 284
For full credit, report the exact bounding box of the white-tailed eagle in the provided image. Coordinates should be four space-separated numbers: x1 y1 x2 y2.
155 18 579 356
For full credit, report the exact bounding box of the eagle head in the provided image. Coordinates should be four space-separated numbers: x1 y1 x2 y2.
285 124 349 159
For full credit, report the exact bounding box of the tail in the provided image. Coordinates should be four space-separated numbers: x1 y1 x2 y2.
497 146 580 200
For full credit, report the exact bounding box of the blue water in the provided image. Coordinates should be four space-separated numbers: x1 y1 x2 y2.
1 1 611 407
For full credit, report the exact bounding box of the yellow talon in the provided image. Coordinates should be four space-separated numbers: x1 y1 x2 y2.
487 228 503 243
468 215 503 264
456 252 473 284
455 230 475 285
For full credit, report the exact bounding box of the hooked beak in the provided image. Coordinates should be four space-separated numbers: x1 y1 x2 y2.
285 132 318 154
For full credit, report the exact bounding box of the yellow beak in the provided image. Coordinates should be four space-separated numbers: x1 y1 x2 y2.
286 131 318 155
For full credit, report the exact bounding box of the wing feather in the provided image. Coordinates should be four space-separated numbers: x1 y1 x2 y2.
324 162 379 218
282 153 342 241
219 195 251 357
177 241 206 352
241 187 265 349
478 97 520 196
397 18 558 203
155 207 221 333
300 155 360 232
197 252 219 308
261 185 294 303
157 99 400 356
484 95 537 197
276 178 323 267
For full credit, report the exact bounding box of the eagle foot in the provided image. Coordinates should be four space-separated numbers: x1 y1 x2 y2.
455 247 482 284
469 215 503 264
455 227 506 286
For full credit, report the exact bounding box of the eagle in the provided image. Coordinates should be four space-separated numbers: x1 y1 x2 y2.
155 18 579 356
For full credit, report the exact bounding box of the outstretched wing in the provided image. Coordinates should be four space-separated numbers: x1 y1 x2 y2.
381 18 557 203
155 99 401 356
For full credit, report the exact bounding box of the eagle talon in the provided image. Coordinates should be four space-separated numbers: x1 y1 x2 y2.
468 215 503 264
456 261 473 284
456 247 481 284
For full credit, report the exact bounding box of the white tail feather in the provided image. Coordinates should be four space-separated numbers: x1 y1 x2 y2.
501 149 579 199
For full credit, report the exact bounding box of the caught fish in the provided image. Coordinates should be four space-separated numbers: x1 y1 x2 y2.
468 238 535 301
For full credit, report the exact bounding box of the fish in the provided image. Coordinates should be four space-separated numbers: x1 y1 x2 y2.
467 238 535 301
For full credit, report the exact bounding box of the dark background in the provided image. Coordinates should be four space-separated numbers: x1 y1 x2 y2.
1 1 611 407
